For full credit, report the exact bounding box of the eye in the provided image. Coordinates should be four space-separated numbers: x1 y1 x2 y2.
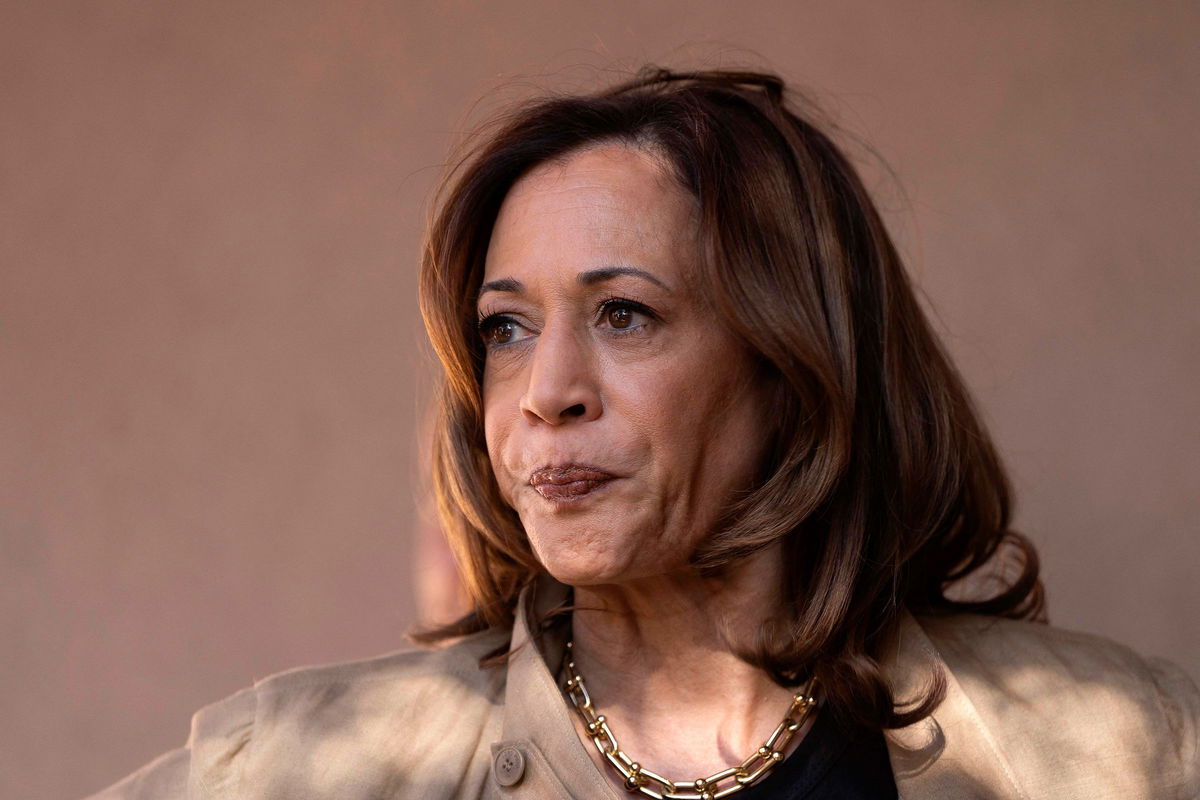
477 314 533 347
598 298 656 332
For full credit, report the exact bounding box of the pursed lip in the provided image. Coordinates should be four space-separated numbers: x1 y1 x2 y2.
528 464 617 500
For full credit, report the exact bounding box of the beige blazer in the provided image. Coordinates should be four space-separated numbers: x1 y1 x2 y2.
88 579 1199 799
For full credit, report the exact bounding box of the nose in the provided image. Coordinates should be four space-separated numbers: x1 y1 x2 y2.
519 323 602 425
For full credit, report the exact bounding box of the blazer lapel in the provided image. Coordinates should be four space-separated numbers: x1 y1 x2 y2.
496 580 1028 800
883 611 1030 800
494 578 623 799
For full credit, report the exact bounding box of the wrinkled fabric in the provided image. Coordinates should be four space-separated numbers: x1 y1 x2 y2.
87 578 1200 800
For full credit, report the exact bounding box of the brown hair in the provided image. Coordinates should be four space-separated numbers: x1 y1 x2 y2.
415 67 1044 729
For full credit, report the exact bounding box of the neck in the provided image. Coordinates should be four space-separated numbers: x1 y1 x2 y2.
563 542 804 782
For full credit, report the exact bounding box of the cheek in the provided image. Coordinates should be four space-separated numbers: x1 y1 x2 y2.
637 341 766 476
481 380 518 501
641 333 748 415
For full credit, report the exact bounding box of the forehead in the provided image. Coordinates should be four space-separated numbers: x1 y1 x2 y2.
483 143 697 281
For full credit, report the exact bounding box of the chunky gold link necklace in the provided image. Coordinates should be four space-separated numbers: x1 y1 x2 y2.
561 641 819 800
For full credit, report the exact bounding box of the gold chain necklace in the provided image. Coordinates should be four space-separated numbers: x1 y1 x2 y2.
561 640 819 800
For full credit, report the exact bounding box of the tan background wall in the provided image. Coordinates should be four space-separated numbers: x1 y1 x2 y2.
2 2 1197 798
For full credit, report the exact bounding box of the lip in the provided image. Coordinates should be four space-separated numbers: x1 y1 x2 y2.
529 464 617 502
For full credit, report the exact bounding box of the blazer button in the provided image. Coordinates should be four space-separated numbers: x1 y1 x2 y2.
494 746 526 787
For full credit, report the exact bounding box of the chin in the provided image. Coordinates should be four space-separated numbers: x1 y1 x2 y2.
535 550 628 587
525 529 633 587
531 535 692 588
517 499 676 586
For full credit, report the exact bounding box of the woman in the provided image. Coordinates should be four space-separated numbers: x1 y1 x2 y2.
89 68 1198 799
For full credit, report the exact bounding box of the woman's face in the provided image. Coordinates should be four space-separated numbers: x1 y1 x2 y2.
479 143 771 586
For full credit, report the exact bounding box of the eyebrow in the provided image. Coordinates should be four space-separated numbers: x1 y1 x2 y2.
578 266 671 291
477 266 671 297
477 277 523 295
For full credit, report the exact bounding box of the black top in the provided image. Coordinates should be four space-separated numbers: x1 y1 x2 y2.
734 709 897 799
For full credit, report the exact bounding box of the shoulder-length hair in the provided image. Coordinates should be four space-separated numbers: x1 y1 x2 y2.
416 67 1044 729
